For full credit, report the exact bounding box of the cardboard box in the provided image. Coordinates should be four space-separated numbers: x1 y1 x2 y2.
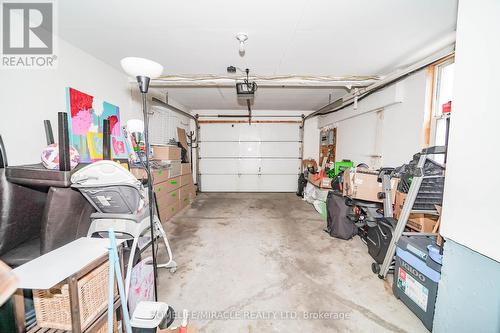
130 167 147 182
131 167 171 185
394 191 439 233
343 168 379 201
303 159 318 173
158 201 181 223
151 145 181 161
157 188 179 207
308 175 332 189
181 163 191 175
320 177 332 189
189 185 197 198
179 185 191 209
180 184 197 207
343 168 398 203
179 184 189 198
308 176 320 187
154 177 181 196
394 191 407 219
180 173 194 187
407 214 439 233
180 195 190 209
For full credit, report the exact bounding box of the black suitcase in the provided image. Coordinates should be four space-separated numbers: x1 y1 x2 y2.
325 191 358 240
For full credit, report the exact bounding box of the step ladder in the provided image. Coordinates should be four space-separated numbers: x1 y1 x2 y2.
378 146 446 279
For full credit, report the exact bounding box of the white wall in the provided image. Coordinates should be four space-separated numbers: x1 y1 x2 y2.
439 0 500 261
0 36 137 165
303 116 320 163
318 70 428 168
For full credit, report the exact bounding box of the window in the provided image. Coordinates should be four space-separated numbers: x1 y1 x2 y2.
430 59 454 163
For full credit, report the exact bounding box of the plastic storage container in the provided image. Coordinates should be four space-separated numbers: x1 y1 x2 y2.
393 235 442 331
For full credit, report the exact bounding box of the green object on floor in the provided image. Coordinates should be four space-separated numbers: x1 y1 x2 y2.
319 201 327 220
327 160 354 178
313 200 328 220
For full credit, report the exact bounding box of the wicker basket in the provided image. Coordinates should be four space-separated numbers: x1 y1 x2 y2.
33 261 117 331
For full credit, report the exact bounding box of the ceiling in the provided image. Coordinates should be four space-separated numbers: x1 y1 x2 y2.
58 0 458 111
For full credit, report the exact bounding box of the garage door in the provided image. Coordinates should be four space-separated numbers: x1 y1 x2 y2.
199 122 301 192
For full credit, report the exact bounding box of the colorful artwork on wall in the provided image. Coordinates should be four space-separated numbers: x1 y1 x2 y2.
66 87 129 162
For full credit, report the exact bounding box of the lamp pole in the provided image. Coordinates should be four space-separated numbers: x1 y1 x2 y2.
121 57 164 302
137 75 159 301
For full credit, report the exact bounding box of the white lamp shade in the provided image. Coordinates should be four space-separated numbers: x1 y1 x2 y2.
120 57 164 79
126 119 144 133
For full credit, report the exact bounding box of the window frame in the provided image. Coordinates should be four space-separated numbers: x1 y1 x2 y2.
429 57 454 147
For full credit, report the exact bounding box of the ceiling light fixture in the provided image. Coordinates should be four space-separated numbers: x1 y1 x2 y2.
236 33 248 56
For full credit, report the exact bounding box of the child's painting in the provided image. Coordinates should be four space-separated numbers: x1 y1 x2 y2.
66 87 129 162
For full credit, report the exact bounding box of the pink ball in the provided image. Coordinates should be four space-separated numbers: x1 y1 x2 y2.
41 144 80 170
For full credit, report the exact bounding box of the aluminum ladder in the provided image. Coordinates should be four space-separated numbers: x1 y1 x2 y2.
378 146 446 279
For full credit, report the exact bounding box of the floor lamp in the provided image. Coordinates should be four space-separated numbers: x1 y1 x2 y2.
121 57 163 300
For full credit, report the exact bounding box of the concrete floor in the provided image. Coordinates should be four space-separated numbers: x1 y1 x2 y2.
158 193 428 333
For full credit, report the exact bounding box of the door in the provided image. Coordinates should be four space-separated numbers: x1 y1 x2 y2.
199 122 301 192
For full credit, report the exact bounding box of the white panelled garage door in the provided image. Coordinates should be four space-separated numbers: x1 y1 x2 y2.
199 123 301 192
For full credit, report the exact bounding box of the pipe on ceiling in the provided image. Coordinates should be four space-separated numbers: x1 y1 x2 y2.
147 75 378 89
306 46 455 120
198 114 304 118
151 97 196 122
149 81 376 89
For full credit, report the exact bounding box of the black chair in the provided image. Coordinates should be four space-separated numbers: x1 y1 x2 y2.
0 115 95 267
